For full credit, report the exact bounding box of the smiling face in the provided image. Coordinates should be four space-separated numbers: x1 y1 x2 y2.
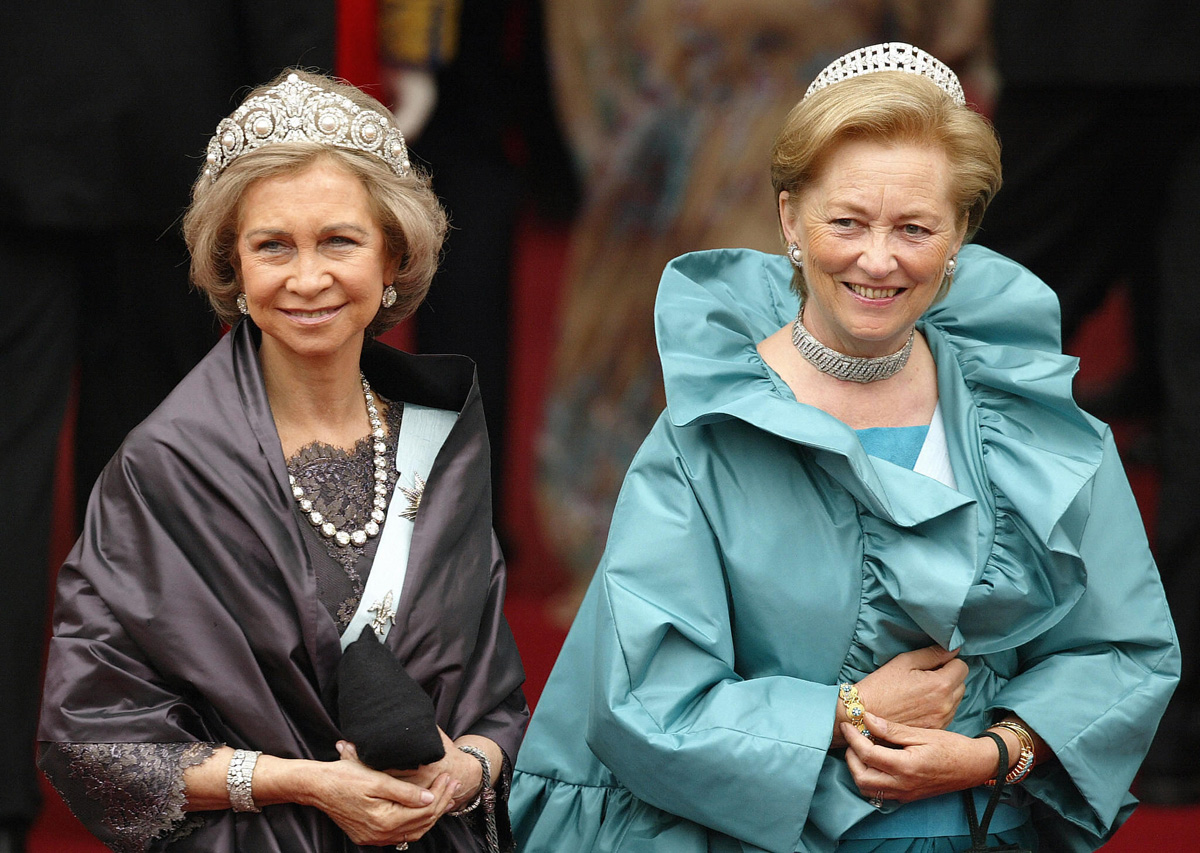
780 138 965 358
236 159 396 370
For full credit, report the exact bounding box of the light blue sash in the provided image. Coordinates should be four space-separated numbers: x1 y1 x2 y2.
341 402 458 650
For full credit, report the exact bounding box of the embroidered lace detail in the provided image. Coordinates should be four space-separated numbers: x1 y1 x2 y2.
287 397 402 631
56 742 215 853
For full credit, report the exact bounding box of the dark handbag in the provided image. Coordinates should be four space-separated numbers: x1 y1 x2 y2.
335 625 445 771
961 731 1033 853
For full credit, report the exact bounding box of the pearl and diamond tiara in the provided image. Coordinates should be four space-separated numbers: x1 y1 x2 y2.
804 42 965 106
204 73 411 182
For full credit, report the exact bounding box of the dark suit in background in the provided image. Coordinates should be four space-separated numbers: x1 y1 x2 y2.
407 0 521 524
980 1 1200 802
0 2 334 840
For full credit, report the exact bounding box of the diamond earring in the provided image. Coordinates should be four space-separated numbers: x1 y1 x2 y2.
787 242 804 270
382 285 398 309
236 293 249 315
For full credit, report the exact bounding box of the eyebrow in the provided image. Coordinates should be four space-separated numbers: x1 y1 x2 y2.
828 199 944 221
243 223 374 240
321 222 373 237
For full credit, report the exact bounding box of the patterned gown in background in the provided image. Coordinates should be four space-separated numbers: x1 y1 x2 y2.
536 0 911 601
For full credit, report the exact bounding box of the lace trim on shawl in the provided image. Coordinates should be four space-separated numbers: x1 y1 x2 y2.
287 398 403 630
53 742 215 853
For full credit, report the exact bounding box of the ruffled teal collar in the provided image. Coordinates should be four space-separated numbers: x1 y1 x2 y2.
654 246 1106 653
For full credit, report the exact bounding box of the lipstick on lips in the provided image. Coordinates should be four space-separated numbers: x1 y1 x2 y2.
282 305 344 324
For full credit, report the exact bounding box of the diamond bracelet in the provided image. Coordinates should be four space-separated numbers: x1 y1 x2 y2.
226 748 263 813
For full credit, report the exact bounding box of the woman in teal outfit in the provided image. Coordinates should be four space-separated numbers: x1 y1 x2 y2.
511 44 1178 852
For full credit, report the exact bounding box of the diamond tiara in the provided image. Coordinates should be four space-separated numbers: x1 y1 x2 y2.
804 43 965 106
204 73 411 182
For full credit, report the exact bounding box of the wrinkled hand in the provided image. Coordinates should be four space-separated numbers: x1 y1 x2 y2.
843 712 998 804
321 740 457 846
854 645 967 733
389 729 483 812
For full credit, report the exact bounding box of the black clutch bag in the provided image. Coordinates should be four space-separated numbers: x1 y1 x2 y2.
336 625 445 771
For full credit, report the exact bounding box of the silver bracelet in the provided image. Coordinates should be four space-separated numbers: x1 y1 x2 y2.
449 744 491 816
226 748 262 813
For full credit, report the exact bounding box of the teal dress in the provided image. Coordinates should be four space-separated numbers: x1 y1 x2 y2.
511 247 1178 852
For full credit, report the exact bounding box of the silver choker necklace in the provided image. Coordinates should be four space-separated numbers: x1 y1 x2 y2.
288 373 389 547
791 308 914 383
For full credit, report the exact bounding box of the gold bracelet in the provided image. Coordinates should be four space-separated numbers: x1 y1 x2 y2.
986 720 1035 785
838 683 872 740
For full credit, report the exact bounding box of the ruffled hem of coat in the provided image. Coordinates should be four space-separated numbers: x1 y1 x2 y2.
511 772 639 852
512 771 775 853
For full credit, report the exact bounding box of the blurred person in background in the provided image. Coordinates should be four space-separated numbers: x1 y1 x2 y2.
533 0 989 624
0 4 334 851
960 1 1200 805
380 0 527 530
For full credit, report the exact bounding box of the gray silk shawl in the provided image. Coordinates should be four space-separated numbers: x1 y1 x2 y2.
39 321 528 851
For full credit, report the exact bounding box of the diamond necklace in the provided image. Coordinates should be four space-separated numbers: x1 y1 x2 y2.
791 307 914 383
288 373 389 547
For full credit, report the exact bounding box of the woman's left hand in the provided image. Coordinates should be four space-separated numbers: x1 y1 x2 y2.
389 730 479 805
842 712 1000 804
386 729 505 813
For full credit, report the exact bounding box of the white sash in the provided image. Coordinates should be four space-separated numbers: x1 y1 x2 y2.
913 402 957 489
341 402 458 650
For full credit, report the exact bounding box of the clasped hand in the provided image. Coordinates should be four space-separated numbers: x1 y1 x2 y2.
837 645 995 803
842 713 1000 804
316 728 477 848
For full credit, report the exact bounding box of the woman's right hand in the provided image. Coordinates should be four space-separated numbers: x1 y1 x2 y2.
834 646 967 746
294 745 458 847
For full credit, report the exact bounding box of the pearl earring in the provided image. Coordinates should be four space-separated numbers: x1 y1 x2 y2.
787 242 804 270
382 285 398 309
236 293 249 315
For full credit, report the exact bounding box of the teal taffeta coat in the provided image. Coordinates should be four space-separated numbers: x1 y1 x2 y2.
511 247 1179 853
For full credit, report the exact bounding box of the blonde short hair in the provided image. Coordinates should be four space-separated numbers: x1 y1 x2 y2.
183 69 447 335
771 71 1001 297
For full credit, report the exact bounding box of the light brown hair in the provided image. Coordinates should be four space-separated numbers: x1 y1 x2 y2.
770 71 1001 297
183 69 447 335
